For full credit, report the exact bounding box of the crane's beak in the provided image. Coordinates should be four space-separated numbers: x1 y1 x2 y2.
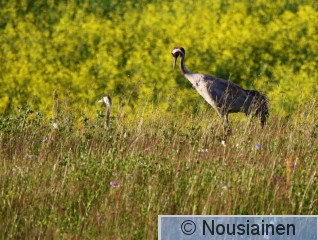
98 98 103 103
173 56 177 70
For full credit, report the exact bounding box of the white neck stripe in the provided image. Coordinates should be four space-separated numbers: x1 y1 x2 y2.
172 49 182 54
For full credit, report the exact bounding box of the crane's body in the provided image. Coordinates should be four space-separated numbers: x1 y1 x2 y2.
172 47 268 126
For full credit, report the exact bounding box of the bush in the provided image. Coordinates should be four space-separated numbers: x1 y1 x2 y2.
1 0 317 117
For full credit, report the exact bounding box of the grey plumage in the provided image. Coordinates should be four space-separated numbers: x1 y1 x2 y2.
172 47 268 127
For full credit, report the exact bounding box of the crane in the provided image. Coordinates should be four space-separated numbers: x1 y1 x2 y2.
172 47 269 127
98 95 112 127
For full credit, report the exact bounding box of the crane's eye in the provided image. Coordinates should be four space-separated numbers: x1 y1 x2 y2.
172 52 179 58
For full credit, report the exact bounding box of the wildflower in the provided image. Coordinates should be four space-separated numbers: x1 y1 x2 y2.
221 140 226 147
221 185 228 190
96 214 103 224
275 176 282 183
256 144 261 150
198 148 208 153
110 181 120 188
220 185 229 197
53 122 58 129
26 154 36 159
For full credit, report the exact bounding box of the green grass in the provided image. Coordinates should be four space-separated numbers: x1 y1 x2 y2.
0 106 317 239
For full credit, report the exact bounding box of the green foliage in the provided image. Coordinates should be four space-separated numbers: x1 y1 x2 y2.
1 0 318 116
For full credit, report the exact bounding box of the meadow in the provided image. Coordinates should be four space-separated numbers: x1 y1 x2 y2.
0 101 317 239
1 0 318 239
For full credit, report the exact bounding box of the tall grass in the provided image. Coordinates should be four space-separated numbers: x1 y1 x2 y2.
0 103 317 239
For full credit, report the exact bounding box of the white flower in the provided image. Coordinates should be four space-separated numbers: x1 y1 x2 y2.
198 148 208 153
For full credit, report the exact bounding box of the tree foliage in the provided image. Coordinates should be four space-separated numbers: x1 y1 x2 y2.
1 0 318 116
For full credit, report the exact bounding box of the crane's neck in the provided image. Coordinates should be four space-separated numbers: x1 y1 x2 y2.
106 106 111 127
179 55 192 75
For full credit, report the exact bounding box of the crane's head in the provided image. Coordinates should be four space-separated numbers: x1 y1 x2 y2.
171 47 185 69
98 95 112 108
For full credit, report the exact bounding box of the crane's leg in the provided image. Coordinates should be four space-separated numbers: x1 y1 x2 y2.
224 114 232 135
220 112 231 136
259 113 267 128
214 108 232 136
223 114 229 125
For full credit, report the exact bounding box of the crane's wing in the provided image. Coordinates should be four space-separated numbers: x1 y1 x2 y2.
203 74 248 112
